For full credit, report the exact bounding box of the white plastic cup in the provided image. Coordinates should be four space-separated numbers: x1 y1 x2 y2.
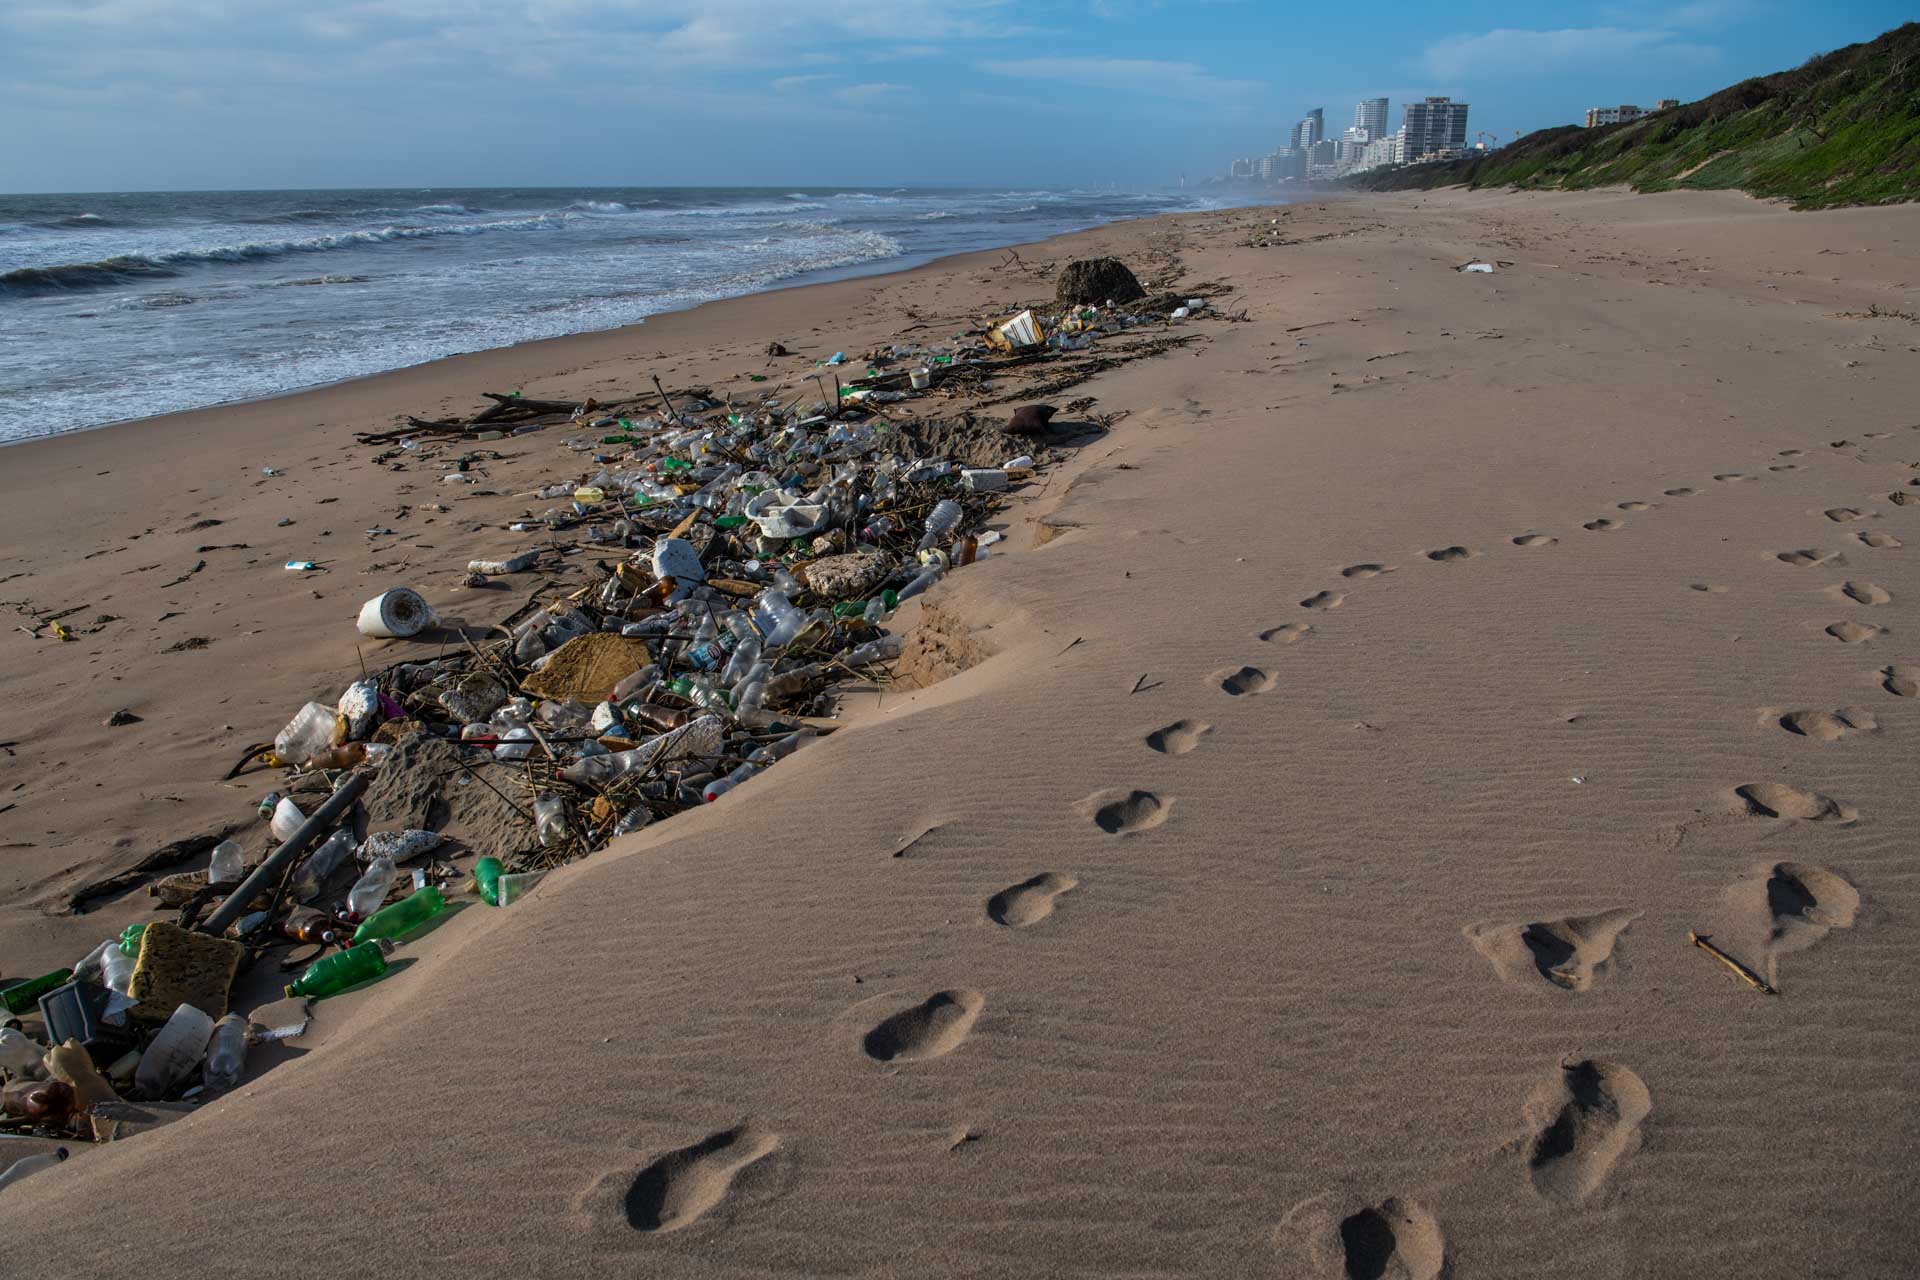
909 367 932 390
357 588 433 639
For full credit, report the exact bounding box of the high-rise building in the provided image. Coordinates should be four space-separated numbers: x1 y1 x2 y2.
1354 97 1389 140
1290 107 1325 151
1402 96 1469 159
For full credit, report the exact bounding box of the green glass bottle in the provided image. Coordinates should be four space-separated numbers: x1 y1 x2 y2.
349 887 446 946
284 941 390 1000
2 969 75 1016
475 857 504 906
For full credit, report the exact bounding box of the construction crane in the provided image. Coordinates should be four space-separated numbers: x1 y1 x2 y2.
1475 131 1501 150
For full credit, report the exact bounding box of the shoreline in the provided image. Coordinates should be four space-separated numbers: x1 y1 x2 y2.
1 195 1253 449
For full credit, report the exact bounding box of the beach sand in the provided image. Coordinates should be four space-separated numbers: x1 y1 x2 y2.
3 187 1918 1275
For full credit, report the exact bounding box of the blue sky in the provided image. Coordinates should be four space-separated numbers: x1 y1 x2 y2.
1 0 1910 192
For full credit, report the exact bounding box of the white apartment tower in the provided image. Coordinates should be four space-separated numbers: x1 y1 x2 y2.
1354 97 1389 140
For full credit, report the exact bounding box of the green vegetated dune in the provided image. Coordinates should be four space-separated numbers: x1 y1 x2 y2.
1353 22 1919 209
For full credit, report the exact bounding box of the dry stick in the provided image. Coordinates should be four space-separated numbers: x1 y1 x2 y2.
650 376 679 425
1689 931 1779 996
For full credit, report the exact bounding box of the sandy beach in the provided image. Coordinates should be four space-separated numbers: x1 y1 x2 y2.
4 186 1919 1275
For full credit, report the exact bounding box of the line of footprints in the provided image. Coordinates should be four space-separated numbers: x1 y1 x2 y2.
581 431 1911 1269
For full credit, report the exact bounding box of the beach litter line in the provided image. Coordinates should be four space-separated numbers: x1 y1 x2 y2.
0 257 1228 1173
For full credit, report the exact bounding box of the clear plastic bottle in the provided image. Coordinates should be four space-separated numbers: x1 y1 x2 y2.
99 943 136 997
895 564 944 602
721 636 762 688
702 762 759 802
291 829 356 903
269 796 307 842
346 854 397 919
533 793 570 847
917 498 962 550
207 839 245 884
202 1013 248 1091
845 635 904 667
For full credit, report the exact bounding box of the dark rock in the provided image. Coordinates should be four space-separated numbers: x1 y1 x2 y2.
1055 258 1145 307
1006 405 1059 436
104 709 142 727
765 341 788 357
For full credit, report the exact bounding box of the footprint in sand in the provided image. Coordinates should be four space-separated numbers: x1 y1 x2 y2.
1775 549 1840 567
1082 788 1170 834
1857 530 1902 548
1277 1194 1447 1280
620 1124 781 1233
1778 708 1877 741
1780 449 1803 457
1465 908 1641 992
1525 1059 1651 1206
1770 464 1799 472
1889 491 1919 507
1582 517 1622 532
1714 473 1753 483
1340 563 1394 578
1663 487 1694 496
1145 719 1211 755
1301 590 1345 610
1216 666 1277 696
863 990 985 1062
1715 862 1861 989
1838 581 1893 605
1883 664 1919 697
987 873 1078 927
1825 507 1868 522
1733 782 1856 823
1425 545 1472 562
1689 583 1729 594
1826 620 1885 643
1261 622 1312 644
1618 501 1654 511
1513 533 1557 547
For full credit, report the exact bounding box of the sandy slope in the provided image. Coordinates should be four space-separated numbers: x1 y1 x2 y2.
4 188 1920 1277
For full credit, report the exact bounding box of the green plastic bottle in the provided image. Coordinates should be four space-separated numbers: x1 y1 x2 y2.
475 857 504 906
284 941 390 1000
2 969 75 1016
119 924 146 956
350 886 446 946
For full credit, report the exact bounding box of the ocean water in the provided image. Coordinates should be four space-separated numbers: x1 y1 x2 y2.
0 186 1247 444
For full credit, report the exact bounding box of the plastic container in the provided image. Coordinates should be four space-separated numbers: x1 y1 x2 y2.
346 855 397 919
269 795 307 842
285 940 392 1000
0 1028 44 1079
1 970 74 1016
202 1013 248 1092
533 794 570 848
350 886 446 945
475 856 504 906
917 499 962 551
909 367 932 390
496 870 549 906
133 1004 215 1100
292 829 357 902
357 588 434 639
207 839 245 884
273 702 337 766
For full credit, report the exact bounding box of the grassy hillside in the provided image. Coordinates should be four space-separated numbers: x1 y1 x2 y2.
1352 22 1920 209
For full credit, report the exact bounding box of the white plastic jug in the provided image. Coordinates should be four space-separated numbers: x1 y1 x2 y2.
134 1004 215 1100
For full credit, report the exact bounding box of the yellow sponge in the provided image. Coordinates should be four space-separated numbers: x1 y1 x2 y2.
128 921 243 1023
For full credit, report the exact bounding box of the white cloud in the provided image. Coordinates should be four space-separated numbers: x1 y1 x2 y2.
980 57 1262 105
1424 26 1722 80
832 81 905 104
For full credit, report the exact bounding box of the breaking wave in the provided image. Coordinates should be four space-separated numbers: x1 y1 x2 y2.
0 214 574 296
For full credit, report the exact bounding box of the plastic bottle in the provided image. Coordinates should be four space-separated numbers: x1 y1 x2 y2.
845 635 904 667
99 944 136 997
269 795 307 842
475 856 504 906
1 1079 74 1123
202 1013 249 1091
133 1004 216 1100
273 701 338 765
345 854 397 919
118 924 146 955
702 762 759 802
284 939 393 1000
277 907 340 945
291 828 356 903
533 794 570 848
207 838 245 884
0 1148 67 1194
0 970 73 1016
350 886 446 945
721 636 762 687
496 870 549 906
895 564 944 603
0 1028 45 1080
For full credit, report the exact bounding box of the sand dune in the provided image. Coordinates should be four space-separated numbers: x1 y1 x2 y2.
3 187 1919 1276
